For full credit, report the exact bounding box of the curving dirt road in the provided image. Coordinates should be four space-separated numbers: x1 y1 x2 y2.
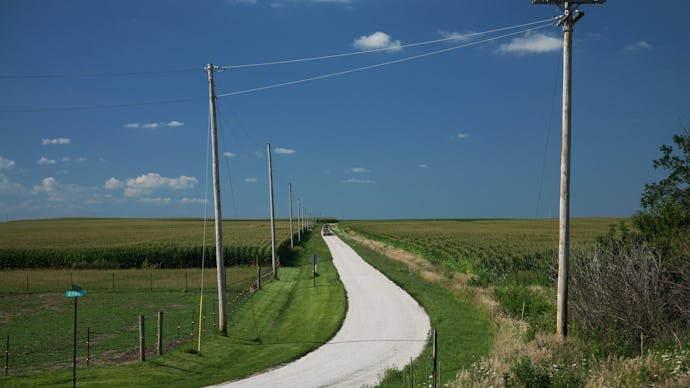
214 233 430 387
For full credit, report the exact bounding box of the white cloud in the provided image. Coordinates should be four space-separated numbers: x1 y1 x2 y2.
32 177 59 193
31 177 97 203
343 178 373 184
353 31 401 52
0 174 24 194
139 197 172 205
0 156 15 170
180 197 208 205
124 121 182 129
625 40 652 51
238 0 353 6
42 138 71 145
244 177 258 183
274 147 296 155
419 163 428 168
104 177 124 190
122 172 197 197
223 151 236 158
351 167 370 173
497 32 561 54
438 30 476 42
61 156 87 164
37 156 56 165
456 133 471 140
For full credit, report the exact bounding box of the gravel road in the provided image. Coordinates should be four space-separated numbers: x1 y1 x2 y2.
213 232 430 387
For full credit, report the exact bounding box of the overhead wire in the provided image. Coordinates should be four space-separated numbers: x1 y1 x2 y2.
219 17 557 69
215 103 240 218
535 53 563 220
0 97 205 114
198 101 213 352
0 18 558 114
0 68 199 80
217 22 554 98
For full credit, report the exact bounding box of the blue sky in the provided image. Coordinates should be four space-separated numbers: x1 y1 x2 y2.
0 0 688 221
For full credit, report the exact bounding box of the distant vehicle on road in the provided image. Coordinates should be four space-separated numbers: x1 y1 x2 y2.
322 224 333 236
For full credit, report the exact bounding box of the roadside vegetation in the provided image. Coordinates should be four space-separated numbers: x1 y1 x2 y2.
340 129 690 387
335 228 493 387
1 226 347 387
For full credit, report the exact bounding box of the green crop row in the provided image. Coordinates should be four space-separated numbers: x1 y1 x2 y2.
342 219 618 285
0 238 295 269
0 219 301 269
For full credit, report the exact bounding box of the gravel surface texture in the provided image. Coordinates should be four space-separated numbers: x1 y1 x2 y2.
213 233 430 387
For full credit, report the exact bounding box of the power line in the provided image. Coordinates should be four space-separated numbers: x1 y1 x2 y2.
0 19 556 113
0 97 205 114
218 23 553 98
219 17 557 69
0 19 555 80
0 68 199 80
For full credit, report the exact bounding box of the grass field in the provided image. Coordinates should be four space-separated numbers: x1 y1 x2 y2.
0 218 294 268
0 266 267 376
341 218 622 284
0 227 347 386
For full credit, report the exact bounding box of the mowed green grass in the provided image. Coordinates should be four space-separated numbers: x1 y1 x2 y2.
0 228 347 387
0 266 267 376
336 231 493 387
0 218 291 249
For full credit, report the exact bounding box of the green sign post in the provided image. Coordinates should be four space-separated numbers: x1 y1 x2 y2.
309 254 319 287
66 285 86 388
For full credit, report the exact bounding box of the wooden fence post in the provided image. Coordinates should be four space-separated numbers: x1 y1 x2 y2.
86 327 90 367
139 315 145 362
157 311 163 356
4 335 8 376
190 310 194 336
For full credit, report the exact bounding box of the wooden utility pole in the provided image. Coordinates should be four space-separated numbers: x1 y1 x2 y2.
531 0 603 340
206 63 227 335
289 183 294 248
297 198 301 242
267 143 278 279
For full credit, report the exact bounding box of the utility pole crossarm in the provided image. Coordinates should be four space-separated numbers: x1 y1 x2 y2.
532 0 604 4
